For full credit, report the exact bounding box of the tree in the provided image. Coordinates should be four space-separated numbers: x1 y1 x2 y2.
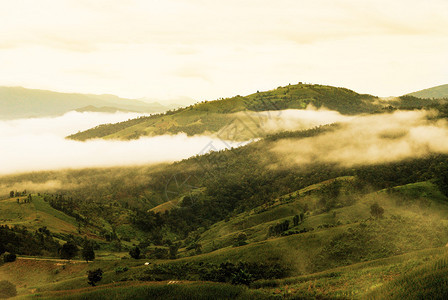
87 268 103 286
169 244 179 259
60 242 78 260
231 269 253 286
293 215 300 227
129 246 140 259
81 243 95 262
3 252 16 263
435 166 448 197
9 191 14 198
194 243 202 254
233 232 248 247
370 203 384 219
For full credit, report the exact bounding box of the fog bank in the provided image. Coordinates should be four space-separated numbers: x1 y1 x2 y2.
271 110 448 167
0 112 233 175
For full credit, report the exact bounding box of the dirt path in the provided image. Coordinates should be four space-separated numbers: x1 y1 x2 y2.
17 256 88 263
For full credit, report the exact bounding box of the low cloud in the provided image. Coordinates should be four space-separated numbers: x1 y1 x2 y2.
0 112 233 175
0 180 71 196
271 110 448 167
245 106 352 133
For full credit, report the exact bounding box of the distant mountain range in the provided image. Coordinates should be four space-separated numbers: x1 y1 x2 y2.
0 87 179 119
406 84 448 99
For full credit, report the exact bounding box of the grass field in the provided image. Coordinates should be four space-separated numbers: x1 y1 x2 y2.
0 195 78 234
2 179 448 299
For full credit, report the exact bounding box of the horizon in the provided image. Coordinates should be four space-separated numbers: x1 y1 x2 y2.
1 0 447 101
1 81 446 104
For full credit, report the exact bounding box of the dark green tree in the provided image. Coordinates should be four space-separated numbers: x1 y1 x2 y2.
370 203 384 219
233 232 248 247
293 215 300 227
81 243 95 262
9 191 14 198
169 244 179 259
435 166 448 197
194 243 202 254
231 269 253 286
3 252 16 263
87 268 103 286
129 246 141 259
60 242 78 260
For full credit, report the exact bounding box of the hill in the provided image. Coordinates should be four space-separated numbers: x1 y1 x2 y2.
0 87 170 119
68 82 448 142
406 83 448 99
67 83 382 141
3 123 448 298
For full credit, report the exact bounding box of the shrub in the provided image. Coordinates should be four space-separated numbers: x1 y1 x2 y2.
129 246 141 259
87 268 103 286
3 253 16 263
115 266 129 274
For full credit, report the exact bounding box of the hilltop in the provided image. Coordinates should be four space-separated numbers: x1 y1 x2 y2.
0 87 172 119
67 83 382 141
406 83 448 99
68 82 446 142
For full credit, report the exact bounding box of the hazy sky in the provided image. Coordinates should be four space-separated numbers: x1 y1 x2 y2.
0 0 447 101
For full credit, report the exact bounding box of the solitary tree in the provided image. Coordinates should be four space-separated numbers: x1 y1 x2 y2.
87 269 103 286
194 243 202 254
370 203 384 219
293 215 300 227
233 232 248 247
129 246 141 259
60 242 79 260
3 253 16 263
81 243 95 262
169 244 179 259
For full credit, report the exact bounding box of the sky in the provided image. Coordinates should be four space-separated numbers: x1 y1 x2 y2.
0 0 447 101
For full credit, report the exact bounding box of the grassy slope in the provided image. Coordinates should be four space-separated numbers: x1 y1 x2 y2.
406 83 448 99
68 83 380 141
2 180 448 299
0 195 78 234
368 251 448 299
26 281 271 300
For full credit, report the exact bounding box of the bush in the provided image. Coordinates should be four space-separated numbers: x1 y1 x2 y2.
87 268 103 286
3 253 16 263
129 246 141 259
115 266 129 274
0 280 17 298
60 242 78 260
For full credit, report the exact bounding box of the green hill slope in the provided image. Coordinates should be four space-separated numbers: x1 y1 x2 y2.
0 194 78 234
67 83 381 141
406 83 448 99
0 87 168 119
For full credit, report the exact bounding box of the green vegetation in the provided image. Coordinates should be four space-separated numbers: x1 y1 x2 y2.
368 253 448 299
406 83 448 99
68 83 383 141
3 85 448 298
32 282 271 300
68 82 447 142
